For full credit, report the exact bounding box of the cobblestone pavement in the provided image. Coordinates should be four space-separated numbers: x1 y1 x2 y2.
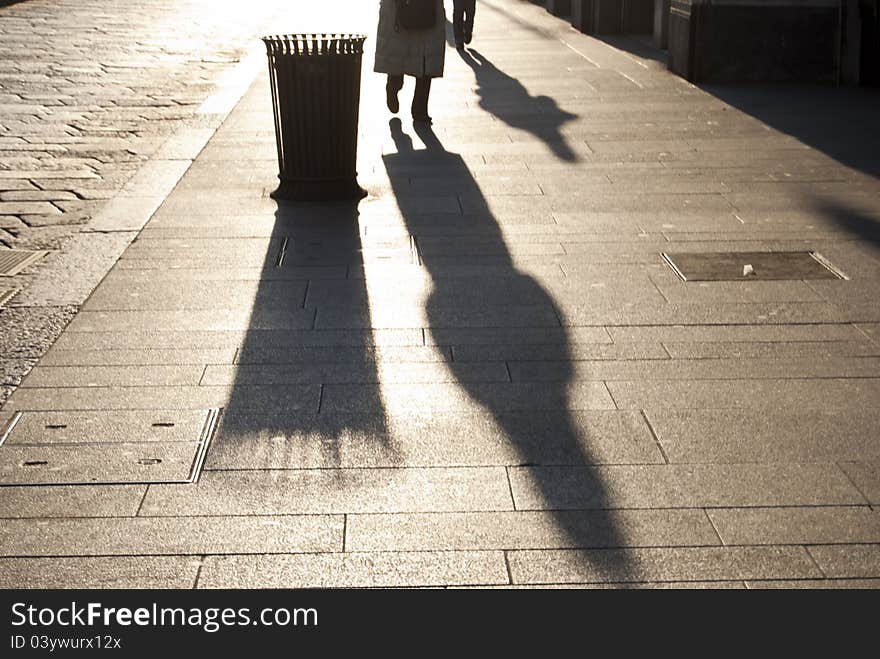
1 0 880 588
0 0 292 250
0 0 321 404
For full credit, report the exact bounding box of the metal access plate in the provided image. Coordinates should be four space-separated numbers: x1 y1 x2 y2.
0 443 201 485
662 251 846 282
0 408 219 486
0 289 17 307
0 249 48 276
2 410 210 445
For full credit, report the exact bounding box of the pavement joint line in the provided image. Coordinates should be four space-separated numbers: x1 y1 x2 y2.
0 411 22 447
0 547 838 558
134 486 150 518
504 466 517 511
702 509 725 546
803 546 829 578
315 384 325 415
192 555 207 589
853 323 875 341
13 541 875 560
638 410 669 465
835 461 872 505
603 382 619 410
196 462 859 471
2 505 876 523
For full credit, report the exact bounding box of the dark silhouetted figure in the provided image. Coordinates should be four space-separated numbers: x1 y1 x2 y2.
460 48 580 162
453 0 477 50
383 118 639 582
375 0 447 123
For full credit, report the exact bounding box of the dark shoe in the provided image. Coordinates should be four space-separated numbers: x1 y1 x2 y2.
464 32 472 45
386 85 399 114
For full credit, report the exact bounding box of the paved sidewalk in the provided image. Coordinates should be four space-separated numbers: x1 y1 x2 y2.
1 0 880 587
0 0 343 406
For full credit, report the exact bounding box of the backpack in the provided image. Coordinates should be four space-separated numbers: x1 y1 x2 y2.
395 0 436 31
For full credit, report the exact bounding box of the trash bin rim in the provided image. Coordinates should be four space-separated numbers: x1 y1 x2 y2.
261 33 368 56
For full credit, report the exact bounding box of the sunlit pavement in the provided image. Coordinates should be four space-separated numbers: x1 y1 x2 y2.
1 0 880 588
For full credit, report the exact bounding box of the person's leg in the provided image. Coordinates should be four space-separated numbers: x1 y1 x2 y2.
386 74 403 113
452 0 465 48
412 76 432 123
464 0 476 44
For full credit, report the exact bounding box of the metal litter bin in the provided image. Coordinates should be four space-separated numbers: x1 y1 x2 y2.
262 34 367 201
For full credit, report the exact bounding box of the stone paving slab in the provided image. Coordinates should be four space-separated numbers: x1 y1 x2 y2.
0 484 145 518
562 302 850 326
608 324 868 343
838 462 880 505
0 515 343 557
39 347 237 366
506 546 821 585
140 467 514 516
646 409 880 463
508 464 865 509
82 280 308 312
4 384 321 412
607 378 880 410
427 326 610 345
0 556 200 589
708 507 880 546
20 364 205 388
205 409 662 470
747 579 880 589
346 510 719 552
198 551 509 589
451 342 668 361
201 362 510 386
233 346 451 365
321 382 616 414
67 308 316 332
662 340 880 359
808 545 880 579
509 357 880 382
50 328 424 351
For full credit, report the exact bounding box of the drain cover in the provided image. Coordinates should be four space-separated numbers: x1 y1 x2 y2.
0 408 220 486
662 251 846 282
0 249 48 276
0 289 17 307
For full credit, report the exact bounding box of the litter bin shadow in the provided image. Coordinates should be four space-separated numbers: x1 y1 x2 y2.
383 118 638 582
211 200 397 475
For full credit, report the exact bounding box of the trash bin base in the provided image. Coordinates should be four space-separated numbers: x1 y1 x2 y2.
270 177 367 202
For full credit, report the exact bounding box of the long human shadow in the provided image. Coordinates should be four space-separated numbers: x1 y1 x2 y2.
811 197 880 251
384 118 637 582
457 47 581 162
701 83 880 247
703 84 880 179
212 200 396 474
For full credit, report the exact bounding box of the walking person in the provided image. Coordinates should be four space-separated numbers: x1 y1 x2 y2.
452 0 476 50
375 0 446 124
